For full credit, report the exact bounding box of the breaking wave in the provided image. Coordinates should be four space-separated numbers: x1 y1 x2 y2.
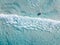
0 14 60 32
0 14 60 45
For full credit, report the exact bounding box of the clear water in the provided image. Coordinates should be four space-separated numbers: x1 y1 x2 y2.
0 0 60 45
0 0 60 20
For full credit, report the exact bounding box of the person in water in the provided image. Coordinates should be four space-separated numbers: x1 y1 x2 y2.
37 12 41 16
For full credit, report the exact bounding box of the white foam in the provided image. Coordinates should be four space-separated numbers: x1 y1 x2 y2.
0 14 60 23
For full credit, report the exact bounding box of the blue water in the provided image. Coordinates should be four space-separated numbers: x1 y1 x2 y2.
0 0 60 45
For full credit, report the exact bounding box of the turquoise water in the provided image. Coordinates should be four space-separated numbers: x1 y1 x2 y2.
0 0 60 45
0 14 60 45
0 0 60 20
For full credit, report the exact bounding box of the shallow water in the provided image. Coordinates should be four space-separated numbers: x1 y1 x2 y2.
0 14 60 45
0 0 60 45
0 0 60 20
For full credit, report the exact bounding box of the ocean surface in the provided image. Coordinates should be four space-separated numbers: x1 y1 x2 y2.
0 14 60 45
0 0 60 45
0 0 60 20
